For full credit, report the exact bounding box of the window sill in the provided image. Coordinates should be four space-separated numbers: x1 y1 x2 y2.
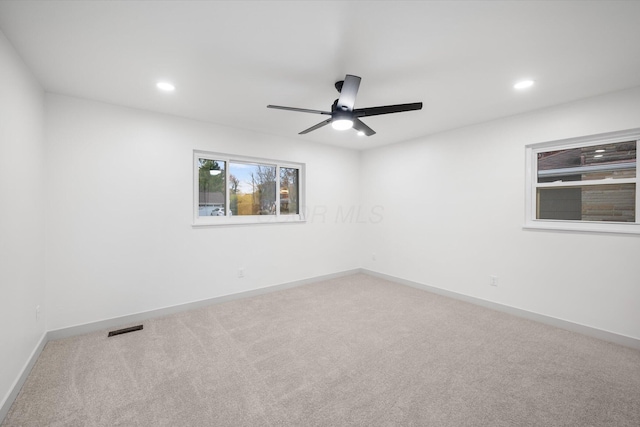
523 219 640 235
193 215 306 227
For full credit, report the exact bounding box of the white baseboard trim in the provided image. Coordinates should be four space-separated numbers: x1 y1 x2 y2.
48 269 361 341
361 269 640 351
0 331 48 423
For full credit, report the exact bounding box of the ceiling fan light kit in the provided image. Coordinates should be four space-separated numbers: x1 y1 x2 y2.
268 74 422 137
331 111 354 130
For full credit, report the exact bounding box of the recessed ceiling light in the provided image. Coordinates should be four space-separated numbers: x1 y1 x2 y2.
156 81 175 92
595 149 605 153
514 80 535 90
594 154 603 158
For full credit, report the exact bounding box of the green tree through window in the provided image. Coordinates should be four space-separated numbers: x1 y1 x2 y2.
198 159 226 215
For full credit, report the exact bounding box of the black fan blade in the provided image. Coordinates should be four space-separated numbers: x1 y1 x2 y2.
267 105 331 115
354 102 422 117
299 118 332 134
353 118 376 136
336 75 361 111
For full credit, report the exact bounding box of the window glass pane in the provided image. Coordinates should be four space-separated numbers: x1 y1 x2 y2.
229 162 276 215
198 159 226 217
537 184 636 222
280 167 299 214
537 141 636 183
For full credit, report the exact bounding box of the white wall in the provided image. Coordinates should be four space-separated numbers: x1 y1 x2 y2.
0 31 45 409
44 94 361 331
360 86 640 340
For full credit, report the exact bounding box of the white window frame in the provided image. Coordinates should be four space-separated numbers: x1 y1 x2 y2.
193 150 306 226
524 128 639 235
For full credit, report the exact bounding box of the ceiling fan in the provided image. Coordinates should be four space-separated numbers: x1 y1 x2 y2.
267 74 422 136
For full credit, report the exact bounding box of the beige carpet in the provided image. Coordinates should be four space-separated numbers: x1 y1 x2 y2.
3 273 640 426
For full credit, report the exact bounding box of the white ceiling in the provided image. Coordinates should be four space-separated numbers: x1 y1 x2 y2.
2 1 640 150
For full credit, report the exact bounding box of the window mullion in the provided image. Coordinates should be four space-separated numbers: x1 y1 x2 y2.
225 162 230 216
275 166 281 216
636 178 640 225
536 177 637 189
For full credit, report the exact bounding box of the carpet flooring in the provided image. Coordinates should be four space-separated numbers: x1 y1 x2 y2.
3 273 640 426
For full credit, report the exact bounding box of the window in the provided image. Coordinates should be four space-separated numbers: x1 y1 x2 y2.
194 151 304 225
525 128 639 234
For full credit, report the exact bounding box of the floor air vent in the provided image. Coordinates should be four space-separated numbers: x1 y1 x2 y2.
108 325 143 337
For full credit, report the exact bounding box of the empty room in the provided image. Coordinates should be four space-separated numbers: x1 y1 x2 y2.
1 1 639 426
